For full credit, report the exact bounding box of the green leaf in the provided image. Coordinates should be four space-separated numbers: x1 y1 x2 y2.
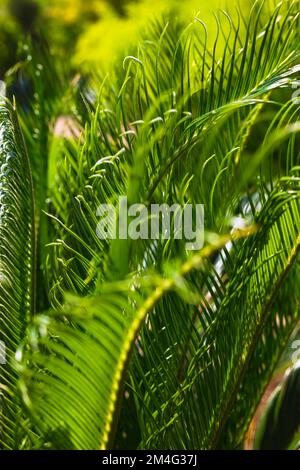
254 365 300 450
18 230 253 449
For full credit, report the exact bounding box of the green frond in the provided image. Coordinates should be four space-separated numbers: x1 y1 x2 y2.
18 230 252 449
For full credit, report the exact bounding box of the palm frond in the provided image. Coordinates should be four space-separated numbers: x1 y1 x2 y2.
18 231 252 449
1 0 299 451
0 102 35 449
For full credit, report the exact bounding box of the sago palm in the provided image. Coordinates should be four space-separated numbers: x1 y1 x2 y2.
0 0 300 450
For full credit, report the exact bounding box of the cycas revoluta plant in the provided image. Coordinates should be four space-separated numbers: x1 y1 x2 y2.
0 0 300 450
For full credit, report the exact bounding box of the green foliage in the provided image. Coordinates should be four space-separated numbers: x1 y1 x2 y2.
19 233 251 449
0 0 299 450
254 365 300 449
0 101 35 448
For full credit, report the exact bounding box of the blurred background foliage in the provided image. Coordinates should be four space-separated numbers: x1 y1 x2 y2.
0 0 279 77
